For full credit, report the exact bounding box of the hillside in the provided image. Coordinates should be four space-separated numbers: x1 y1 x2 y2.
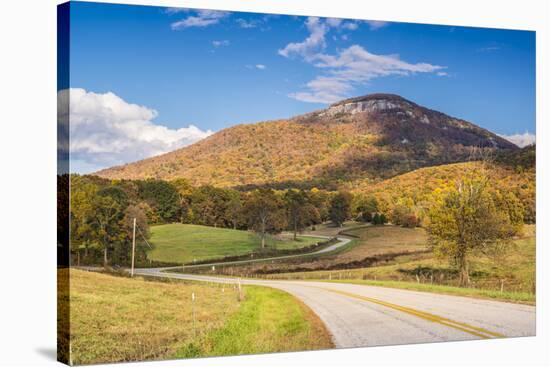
96 94 517 188
349 146 535 223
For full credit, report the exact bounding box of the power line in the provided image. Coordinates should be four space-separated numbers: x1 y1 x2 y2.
131 219 152 277
136 223 152 249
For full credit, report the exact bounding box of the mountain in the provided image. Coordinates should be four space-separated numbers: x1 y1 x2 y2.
95 94 518 188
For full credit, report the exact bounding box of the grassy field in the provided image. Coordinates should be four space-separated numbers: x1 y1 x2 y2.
148 224 323 264
334 225 427 262
176 286 333 358
263 225 536 303
65 269 332 364
324 279 534 304
211 225 426 276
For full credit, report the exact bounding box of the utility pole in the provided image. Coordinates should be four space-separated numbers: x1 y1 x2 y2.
131 217 136 277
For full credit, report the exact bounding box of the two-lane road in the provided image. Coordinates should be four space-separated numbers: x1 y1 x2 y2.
135 267 536 348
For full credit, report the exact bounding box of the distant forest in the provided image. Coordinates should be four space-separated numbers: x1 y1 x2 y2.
59 145 535 268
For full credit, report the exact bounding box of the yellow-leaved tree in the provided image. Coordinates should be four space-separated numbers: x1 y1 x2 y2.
426 171 523 286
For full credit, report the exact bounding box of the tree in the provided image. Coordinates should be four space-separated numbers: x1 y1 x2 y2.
138 180 180 223
89 194 126 267
70 177 98 263
372 212 387 225
226 192 244 229
427 173 521 286
391 198 419 227
492 190 524 232
309 188 331 223
171 178 194 223
189 186 235 227
243 189 286 248
329 192 353 227
121 204 150 265
58 174 70 266
353 195 378 222
284 189 316 240
97 186 129 208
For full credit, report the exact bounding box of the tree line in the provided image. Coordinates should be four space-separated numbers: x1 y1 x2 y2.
69 175 376 266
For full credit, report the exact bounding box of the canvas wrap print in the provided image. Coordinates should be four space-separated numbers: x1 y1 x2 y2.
57 1 536 365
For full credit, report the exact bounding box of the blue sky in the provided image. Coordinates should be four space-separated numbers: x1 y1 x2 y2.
66 1 536 173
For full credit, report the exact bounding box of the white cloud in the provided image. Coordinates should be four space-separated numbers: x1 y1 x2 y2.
212 40 230 47
60 88 213 172
236 15 276 30
279 18 444 104
326 18 343 27
293 45 445 103
364 20 389 30
278 17 328 60
343 22 359 30
277 17 365 61
477 46 501 53
245 64 267 70
498 132 536 148
236 18 258 28
170 9 229 30
290 76 353 104
326 18 360 30
164 7 188 15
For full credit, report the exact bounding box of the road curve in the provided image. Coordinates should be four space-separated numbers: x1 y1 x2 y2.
134 268 536 348
158 235 352 271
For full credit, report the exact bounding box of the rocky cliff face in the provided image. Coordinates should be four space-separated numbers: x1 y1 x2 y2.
322 95 411 116
296 93 517 151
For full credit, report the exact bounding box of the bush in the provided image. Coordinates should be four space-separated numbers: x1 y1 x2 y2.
403 213 419 228
373 213 387 225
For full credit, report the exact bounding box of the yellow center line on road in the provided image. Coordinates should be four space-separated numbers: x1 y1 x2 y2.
316 287 505 339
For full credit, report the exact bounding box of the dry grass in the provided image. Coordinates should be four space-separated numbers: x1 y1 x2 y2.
65 269 333 365
335 225 427 262
263 225 536 303
67 269 241 365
